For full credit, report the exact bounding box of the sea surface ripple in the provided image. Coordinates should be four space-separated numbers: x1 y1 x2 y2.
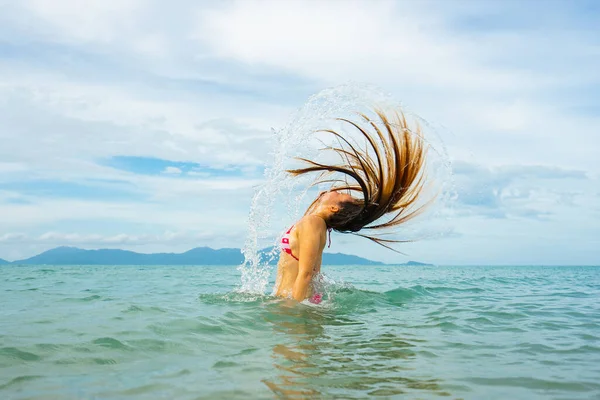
1 264 599 399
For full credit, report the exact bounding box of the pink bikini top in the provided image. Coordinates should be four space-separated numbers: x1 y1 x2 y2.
281 225 332 261
281 226 299 261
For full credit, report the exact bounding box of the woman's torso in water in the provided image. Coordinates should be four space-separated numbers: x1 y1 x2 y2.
274 219 326 299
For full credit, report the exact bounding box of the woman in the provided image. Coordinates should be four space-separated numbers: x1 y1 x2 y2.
274 107 431 302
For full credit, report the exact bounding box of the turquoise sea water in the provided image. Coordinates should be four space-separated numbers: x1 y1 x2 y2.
1 264 599 399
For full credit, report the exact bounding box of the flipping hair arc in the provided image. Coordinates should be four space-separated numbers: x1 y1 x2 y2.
287 108 434 252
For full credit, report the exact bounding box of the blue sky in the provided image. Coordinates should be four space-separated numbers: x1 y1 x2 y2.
0 0 598 265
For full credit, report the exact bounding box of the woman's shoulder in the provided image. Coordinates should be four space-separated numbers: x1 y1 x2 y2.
297 215 327 231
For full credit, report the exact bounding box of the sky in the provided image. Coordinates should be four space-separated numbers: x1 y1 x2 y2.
0 0 598 265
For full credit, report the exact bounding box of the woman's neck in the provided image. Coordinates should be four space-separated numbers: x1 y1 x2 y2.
308 208 330 226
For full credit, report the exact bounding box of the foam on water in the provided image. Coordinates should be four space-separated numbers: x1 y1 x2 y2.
238 83 455 294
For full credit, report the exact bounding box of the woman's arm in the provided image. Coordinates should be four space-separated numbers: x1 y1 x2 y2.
292 216 326 302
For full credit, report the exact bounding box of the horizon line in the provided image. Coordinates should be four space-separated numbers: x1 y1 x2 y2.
0 245 598 267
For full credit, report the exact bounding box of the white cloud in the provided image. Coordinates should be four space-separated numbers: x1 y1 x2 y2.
17 231 207 245
162 166 182 174
452 162 591 218
0 233 27 242
0 78 276 201
192 0 600 173
0 162 27 173
0 186 255 230
192 1 585 91
17 0 145 44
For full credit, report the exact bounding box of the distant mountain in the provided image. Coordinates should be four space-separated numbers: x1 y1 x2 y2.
11 246 243 266
0 258 9 265
323 252 383 265
10 246 391 266
259 247 384 266
400 261 434 266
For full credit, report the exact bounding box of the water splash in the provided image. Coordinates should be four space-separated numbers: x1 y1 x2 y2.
237 83 455 294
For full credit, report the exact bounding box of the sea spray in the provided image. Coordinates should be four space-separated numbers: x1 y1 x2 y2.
237 83 455 294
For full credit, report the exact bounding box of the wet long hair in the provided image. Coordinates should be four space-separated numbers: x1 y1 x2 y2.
287 108 432 251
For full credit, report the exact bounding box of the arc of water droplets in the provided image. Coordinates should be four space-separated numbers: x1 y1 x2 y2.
237 83 455 294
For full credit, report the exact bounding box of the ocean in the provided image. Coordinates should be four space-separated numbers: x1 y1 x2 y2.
1 264 599 399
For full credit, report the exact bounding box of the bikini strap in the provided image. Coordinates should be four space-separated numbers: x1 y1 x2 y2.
327 228 332 248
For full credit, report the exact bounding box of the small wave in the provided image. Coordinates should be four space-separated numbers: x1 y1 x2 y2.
516 342 600 356
121 305 167 314
117 383 171 396
466 376 600 392
35 343 61 351
203 277 492 312
213 360 240 368
480 310 528 320
198 283 430 311
62 294 102 302
384 286 431 302
91 337 131 350
0 347 42 362
196 281 490 319
125 338 188 353
198 292 274 305
0 375 43 390
93 358 118 365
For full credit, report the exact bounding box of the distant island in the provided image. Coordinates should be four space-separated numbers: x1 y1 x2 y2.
400 261 432 266
1 246 433 266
